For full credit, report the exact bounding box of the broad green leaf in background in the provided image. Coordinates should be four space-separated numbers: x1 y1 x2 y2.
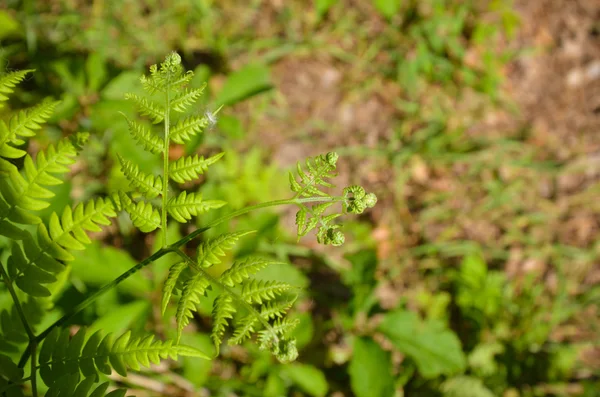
280 363 328 397
85 52 108 92
349 337 395 397
440 376 495 397
0 10 20 40
373 0 402 19
87 300 151 336
378 310 466 378
71 241 152 297
214 64 272 107
315 0 338 17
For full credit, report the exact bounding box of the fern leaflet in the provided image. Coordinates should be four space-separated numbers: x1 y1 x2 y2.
167 191 225 223
169 152 224 184
118 154 163 199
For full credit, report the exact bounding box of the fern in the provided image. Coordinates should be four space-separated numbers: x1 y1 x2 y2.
117 154 163 199
39 327 209 386
169 152 224 183
0 56 378 395
0 69 34 106
167 191 226 223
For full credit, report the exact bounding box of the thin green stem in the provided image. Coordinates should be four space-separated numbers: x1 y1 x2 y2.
0 262 37 396
161 75 171 248
171 249 280 345
172 196 344 249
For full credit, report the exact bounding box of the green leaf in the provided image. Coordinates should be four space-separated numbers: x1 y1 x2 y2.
85 53 108 92
315 0 338 17
0 353 23 381
0 10 20 40
281 363 328 397
214 64 272 107
378 310 466 378
349 337 395 397
441 376 495 397
373 0 402 19
167 191 225 223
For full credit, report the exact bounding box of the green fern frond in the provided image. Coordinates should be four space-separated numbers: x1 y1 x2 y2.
39 327 210 386
118 154 163 199
219 257 280 287
196 231 255 268
229 299 295 345
124 93 165 123
0 69 34 106
289 152 339 198
0 120 26 159
169 152 224 184
0 133 87 224
118 191 161 232
48 197 117 251
170 114 214 144
167 191 225 223
170 87 204 113
229 314 257 345
241 279 294 305
120 114 163 154
44 376 116 397
161 262 187 315
211 294 235 353
257 318 300 363
9 99 59 142
175 273 211 341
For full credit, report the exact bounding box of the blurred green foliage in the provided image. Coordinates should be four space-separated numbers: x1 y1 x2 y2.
1 0 599 396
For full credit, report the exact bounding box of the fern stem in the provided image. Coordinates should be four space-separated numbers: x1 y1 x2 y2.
0 261 38 396
172 196 344 249
172 248 281 347
161 74 171 248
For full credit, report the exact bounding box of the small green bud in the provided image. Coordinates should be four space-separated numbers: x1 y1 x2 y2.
326 152 339 167
364 193 377 208
328 229 345 246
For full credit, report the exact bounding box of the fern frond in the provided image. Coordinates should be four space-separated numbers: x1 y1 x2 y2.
9 99 59 141
0 133 87 224
121 114 163 154
0 120 26 159
170 114 213 144
170 87 204 113
169 152 224 184
124 93 165 123
48 197 117 251
289 152 339 198
175 273 211 341
211 294 235 353
196 231 255 268
167 191 225 223
118 191 161 232
161 262 187 315
0 69 34 106
44 376 116 397
257 318 300 363
229 299 295 345
39 327 210 386
241 279 294 305
118 154 163 199
219 257 280 287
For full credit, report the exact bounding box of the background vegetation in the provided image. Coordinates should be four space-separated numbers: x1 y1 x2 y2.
0 0 599 396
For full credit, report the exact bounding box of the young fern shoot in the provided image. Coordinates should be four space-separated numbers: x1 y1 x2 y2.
120 52 225 246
